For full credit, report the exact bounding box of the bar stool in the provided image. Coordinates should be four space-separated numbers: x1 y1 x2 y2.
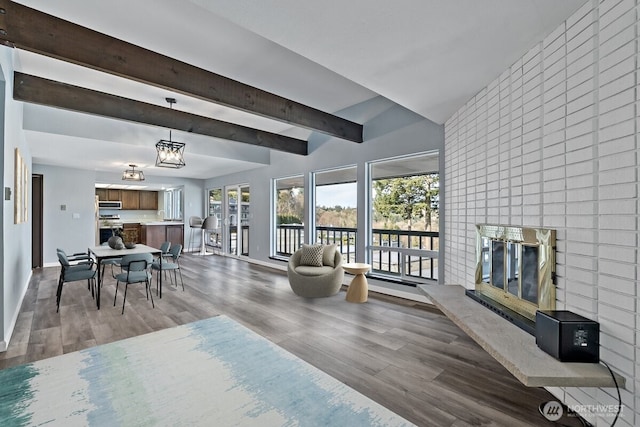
188 216 203 253
197 215 219 255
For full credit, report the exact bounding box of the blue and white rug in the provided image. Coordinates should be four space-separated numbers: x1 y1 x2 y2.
0 315 414 426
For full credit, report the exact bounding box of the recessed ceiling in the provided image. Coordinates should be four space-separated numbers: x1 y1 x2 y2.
16 0 587 180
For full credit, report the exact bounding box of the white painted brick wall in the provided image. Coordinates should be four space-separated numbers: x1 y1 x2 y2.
444 1 637 425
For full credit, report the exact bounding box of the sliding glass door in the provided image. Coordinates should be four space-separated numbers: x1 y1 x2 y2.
224 184 250 257
206 188 222 251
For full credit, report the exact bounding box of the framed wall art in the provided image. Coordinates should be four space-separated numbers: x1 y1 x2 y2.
14 148 28 224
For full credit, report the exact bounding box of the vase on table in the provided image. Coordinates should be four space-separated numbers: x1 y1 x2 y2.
108 227 125 249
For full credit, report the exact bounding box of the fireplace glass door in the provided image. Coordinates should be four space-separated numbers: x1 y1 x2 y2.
490 240 504 289
482 238 540 303
506 242 519 297
521 245 538 303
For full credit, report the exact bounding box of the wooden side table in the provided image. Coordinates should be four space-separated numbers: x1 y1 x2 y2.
343 263 371 303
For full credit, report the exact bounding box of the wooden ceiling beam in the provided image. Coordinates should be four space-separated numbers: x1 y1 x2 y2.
0 0 363 143
14 72 308 155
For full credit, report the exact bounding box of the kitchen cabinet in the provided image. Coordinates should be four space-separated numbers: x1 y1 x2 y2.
122 223 141 244
121 190 140 210
95 188 108 201
139 191 158 210
166 225 184 247
141 223 184 250
107 189 121 201
95 189 157 210
141 224 165 249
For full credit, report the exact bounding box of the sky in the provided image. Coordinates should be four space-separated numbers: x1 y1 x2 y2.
316 182 357 208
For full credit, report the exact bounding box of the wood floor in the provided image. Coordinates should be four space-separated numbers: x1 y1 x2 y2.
0 253 583 426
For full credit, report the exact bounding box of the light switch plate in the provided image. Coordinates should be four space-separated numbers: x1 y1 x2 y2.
72 213 80 219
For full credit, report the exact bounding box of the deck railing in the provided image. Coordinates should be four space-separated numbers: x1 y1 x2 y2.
275 224 438 282
207 225 249 256
275 224 305 257
370 228 439 281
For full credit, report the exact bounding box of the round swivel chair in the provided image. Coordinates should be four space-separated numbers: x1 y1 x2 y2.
287 246 344 298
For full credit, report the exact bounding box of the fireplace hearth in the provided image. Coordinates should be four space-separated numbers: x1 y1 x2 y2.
468 224 556 335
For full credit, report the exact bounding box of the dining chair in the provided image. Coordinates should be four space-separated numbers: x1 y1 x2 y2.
100 258 122 285
113 253 154 314
56 251 97 312
159 241 171 260
56 248 95 291
98 242 122 285
56 247 92 263
152 244 184 291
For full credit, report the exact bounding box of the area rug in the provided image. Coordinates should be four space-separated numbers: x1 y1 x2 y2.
0 315 414 426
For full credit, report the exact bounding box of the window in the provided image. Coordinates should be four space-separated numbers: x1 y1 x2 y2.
163 187 183 220
208 188 222 219
273 176 304 257
368 152 439 283
313 166 357 262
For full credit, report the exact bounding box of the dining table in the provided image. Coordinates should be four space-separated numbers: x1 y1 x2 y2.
88 244 162 309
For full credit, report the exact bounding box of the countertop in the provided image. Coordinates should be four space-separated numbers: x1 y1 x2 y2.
99 221 184 229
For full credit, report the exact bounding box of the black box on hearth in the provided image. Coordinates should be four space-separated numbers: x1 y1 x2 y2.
535 310 599 363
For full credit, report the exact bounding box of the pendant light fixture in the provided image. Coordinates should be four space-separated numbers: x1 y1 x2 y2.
155 97 186 169
122 164 145 181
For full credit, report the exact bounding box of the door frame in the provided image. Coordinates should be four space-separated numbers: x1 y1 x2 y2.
223 183 249 258
31 174 44 268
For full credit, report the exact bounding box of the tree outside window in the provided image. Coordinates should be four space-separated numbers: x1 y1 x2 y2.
373 173 439 232
274 176 305 256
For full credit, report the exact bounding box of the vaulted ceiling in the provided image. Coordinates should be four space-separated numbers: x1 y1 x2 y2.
11 0 587 181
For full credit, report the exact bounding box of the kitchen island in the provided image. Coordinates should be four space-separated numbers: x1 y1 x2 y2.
140 221 184 250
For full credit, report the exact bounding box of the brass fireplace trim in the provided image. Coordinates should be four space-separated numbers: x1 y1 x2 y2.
474 224 556 321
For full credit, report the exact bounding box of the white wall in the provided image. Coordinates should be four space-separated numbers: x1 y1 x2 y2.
32 164 98 266
1 46 32 351
444 1 636 425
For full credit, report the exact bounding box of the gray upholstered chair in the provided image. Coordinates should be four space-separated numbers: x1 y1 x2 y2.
159 241 171 260
97 242 122 285
287 245 344 298
152 244 184 291
55 250 97 312
113 253 154 314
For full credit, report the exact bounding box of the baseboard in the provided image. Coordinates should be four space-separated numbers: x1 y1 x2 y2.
242 256 430 303
368 282 431 303
245 257 287 272
2 270 33 353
